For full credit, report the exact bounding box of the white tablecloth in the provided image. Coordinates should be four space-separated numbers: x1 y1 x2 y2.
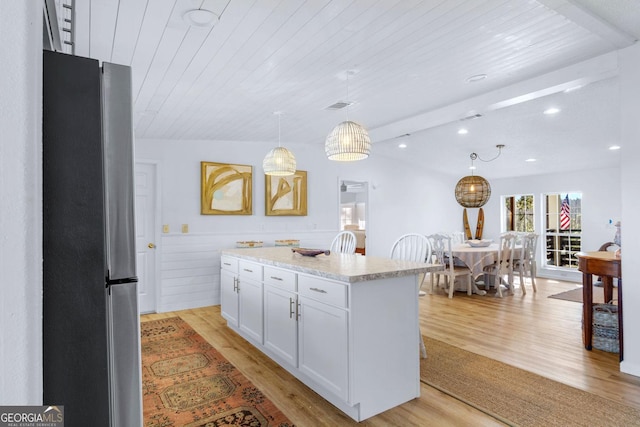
452 243 499 279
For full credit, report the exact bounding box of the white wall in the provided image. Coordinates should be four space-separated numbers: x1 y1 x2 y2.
481 167 621 282
136 138 459 311
619 42 640 377
0 1 43 403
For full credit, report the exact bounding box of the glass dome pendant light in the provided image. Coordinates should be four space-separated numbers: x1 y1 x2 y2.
263 112 296 176
325 71 371 161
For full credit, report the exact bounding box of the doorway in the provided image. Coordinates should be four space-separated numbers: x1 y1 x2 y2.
135 162 159 313
338 179 368 255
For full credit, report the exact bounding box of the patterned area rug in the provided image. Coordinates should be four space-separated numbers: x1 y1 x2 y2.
141 317 294 427
420 336 640 427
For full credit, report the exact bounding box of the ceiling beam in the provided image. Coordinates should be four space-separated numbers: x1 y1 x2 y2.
538 0 637 48
368 51 619 144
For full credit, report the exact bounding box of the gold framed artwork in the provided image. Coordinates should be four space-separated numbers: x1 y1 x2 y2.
201 161 252 215
265 170 308 216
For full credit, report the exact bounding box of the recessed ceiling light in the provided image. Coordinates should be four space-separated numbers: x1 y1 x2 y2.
544 107 560 115
609 145 621 150
466 74 487 83
457 128 468 135
525 158 536 162
398 143 407 149
183 9 218 27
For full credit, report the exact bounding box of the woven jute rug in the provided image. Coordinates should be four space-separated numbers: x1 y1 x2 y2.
420 336 640 427
141 317 294 427
548 286 609 304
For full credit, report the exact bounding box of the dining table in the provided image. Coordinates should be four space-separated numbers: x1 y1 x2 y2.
451 243 501 295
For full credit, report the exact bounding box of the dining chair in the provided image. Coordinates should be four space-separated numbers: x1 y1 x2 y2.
330 230 357 254
483 233 517 297
593 241 620 287
390 233 432 296
427 233 473 299
450 231 466 245
390 233 432 263
514 233 538 294
389 233 431 358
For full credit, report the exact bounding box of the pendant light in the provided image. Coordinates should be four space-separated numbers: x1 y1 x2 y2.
263 112 296 176
454 145 504 208
325 71 371 161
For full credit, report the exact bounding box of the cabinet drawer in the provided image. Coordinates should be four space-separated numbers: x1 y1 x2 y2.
264 266 296 292
299 275 347 308
221 255 238 273
239 260 262 281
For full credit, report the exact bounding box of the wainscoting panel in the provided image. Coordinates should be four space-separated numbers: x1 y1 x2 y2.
157 231 337 313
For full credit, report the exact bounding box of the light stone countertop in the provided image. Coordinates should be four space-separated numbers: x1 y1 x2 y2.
221 247 442 283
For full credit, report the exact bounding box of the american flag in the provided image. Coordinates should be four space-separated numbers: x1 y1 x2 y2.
560 194 571 230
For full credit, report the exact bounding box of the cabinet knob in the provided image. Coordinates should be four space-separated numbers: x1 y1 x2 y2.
148 243 156 249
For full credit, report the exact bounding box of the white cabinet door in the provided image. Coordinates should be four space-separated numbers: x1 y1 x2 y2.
238 276 263 344
298 296 348 401
263 284 297 367
220 268 238 325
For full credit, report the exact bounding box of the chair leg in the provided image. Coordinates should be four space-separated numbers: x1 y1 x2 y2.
419 331 427 358
448 274 454 298
520 266 527 295
530 263 537 292
418 272 426 296
508 269 515 293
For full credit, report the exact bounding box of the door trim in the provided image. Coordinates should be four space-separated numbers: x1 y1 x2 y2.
136 159 161 313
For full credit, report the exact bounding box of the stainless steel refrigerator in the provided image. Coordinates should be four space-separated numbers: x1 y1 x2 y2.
43 51 142 427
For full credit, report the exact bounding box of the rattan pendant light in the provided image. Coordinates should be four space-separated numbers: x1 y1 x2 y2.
454 145 504 208
263 112 296 176
325 71 371 161
455 172 491 208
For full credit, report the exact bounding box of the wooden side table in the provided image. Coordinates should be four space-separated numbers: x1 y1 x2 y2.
576 251 622 360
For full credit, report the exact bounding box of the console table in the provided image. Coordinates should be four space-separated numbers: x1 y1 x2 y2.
576 251 622 360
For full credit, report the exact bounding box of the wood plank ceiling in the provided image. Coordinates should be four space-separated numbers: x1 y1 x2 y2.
72 0 640 178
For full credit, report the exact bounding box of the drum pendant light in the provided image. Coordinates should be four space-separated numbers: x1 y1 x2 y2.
325 71 371 161
263 112 296 176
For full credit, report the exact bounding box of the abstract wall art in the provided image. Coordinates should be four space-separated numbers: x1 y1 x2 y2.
265 170 307 216
201 161 252 215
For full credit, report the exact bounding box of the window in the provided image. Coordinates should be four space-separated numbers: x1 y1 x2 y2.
340 206 353 229
503 194 534 232
544 193 582 269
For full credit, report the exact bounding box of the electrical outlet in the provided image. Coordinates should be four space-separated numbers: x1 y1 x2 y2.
181 224 189 233
162 224 170 233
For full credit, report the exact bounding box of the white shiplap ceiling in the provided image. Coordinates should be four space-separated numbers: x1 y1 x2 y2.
72 0 639 179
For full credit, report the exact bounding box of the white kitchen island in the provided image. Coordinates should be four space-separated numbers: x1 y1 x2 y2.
220 247 440 421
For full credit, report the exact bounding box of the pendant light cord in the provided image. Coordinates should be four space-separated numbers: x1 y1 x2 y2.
472 144 505 162
278 113 281 147
346 71 350 121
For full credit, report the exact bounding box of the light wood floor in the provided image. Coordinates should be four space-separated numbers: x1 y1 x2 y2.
141 277 640 426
